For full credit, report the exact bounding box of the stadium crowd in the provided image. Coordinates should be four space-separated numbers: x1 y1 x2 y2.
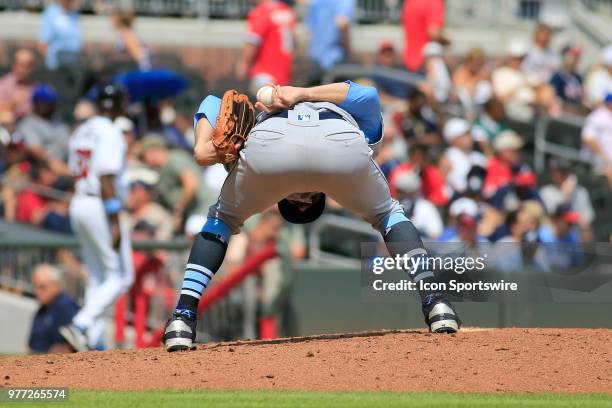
0 0 611 349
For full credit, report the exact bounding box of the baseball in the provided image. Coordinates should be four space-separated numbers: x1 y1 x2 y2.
257 85 275 106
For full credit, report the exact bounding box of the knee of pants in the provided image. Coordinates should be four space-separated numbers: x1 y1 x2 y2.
372 205 410 236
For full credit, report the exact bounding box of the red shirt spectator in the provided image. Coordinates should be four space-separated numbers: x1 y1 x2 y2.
244 0 295 86
388 162 449 206
16 190 46 224
402 0 445 72
483 156 513 198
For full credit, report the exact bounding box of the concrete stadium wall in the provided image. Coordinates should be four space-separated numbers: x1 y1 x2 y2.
0 291 38 354
291 266 612 335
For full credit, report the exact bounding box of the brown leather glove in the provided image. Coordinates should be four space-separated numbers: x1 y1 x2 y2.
212 90 256 164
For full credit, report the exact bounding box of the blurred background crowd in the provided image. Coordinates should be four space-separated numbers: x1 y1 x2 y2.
0 0 611 352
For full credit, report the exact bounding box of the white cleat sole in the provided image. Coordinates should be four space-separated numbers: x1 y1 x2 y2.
59 326 89 352
165 337 195 352
430 319 459 333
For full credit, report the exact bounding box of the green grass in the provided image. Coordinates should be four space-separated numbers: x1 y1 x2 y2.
5 390 612 408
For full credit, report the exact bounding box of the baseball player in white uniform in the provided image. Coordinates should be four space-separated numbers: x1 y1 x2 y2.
163 81 461 352
60 85 134 351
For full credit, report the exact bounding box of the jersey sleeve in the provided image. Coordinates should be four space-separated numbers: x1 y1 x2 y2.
96 125 125 175
194 95 222 129
339 80 383 144
246 8 269 46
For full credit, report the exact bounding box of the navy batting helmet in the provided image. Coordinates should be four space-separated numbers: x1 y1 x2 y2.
97 83 126 112
278 192 326 224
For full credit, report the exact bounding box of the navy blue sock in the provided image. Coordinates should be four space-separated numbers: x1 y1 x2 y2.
175 232 227 320
383 221 439 304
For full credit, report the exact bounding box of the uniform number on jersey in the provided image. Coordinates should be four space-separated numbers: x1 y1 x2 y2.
75 149 92 179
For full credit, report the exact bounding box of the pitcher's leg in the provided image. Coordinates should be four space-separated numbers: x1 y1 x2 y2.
165 155 293 351
322 159 460 333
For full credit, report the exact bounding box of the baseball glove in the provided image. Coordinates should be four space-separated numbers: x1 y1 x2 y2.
212 90 256 164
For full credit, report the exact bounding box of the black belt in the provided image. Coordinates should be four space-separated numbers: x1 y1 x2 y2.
269 110 344 121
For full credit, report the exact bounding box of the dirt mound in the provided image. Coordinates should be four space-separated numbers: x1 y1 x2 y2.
2 328 611 393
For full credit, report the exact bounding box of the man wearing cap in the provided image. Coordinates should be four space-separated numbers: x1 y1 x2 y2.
15 84 70 175
483 130 527 198
581 92 612 184
443 118 487 194
584 45 612 108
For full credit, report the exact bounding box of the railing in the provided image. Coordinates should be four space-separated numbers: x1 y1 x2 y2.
0 0 587 25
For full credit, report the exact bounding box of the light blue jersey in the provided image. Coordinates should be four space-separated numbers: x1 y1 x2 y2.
194 81 383 144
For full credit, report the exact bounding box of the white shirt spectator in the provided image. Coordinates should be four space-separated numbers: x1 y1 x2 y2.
409 198 444 239
521 45 560 82
581 104 612 165
539 183 594 226
445 146 487 193
584 45 612 107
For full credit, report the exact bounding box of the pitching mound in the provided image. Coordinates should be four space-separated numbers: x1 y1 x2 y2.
2 328 611 393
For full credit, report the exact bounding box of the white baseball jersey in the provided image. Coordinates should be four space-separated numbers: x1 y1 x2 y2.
69 116 128 199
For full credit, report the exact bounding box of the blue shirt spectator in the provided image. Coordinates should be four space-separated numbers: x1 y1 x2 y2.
306 0 355 70
38 2 82 70
28 264 79 353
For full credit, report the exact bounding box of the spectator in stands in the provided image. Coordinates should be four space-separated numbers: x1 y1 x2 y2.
443 118 487 194
15 85 70 176
111 9 152 71
452 48 492 117
237 0 296 93
522 23 560 83
305 0 354 85
28 264 79 354
549 44 584 109
491 209 532 271
584 45 612 108
139 136 213 233
0 49 36 120
539 158 594 240
126 167 173 241
392 168 443 239
37 0 83 70
402 0 446 73
145 103 191 151
483 130 528 199
492 40 535 120
372 41 412 108
581 92 612 185
16 161 72 234
396 89 440 147
536 204 583 268
420 42 451 104
472 97 508 157
389 143 449 207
